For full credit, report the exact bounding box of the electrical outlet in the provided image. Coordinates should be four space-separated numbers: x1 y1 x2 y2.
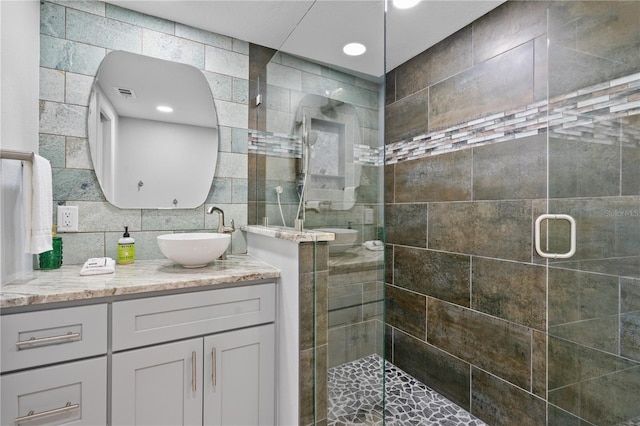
364 207 374 225
57 205 79 232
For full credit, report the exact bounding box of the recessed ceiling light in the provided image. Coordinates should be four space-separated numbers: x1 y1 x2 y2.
343 42 366 56
393 0 420 9
157 105 173 113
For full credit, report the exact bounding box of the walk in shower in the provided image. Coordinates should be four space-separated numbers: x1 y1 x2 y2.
249 0 639 424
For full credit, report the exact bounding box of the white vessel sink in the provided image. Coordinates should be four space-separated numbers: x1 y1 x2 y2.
157 233 231 268
315 228 358 254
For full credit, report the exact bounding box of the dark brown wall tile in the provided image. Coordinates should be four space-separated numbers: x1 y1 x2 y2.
533 35 548 102
532 330 547 398
385 244 393 285
548 404 582 426
394 246 470 307
621 312 640 361
384 164 395 203
385 203 427 247
550 316 619 353
386 284 426 340
623 144 640 196
428 299 531 390
473 135 546 201
393 328 471 411
550 365 640 426
395 149 472 202
548 1 640 97
385 69 396 105
428 200 532 262
548 335 636 390
395 26 472 100
429 42 534 131
384 88 428 143
472 257 546 330
548 267 619 326
316 271 328 347
471 368 546 426
300 272 314 351
315 344 328 423
622 277 640 313
299 348 314 426
473 1 548 64
549 138 620 198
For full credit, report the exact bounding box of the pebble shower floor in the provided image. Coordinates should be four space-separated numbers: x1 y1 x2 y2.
327 354 487 425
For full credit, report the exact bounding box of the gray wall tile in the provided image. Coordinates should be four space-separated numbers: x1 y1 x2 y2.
40 34 105 75
39 101 87 138
40 67 65 102
66 8 142 52
142 29 204 69
106 4 174 34
52 168 104 201
41 2 66 37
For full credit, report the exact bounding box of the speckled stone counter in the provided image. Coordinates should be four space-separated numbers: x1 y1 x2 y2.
0 255 280 309
242 225 334 243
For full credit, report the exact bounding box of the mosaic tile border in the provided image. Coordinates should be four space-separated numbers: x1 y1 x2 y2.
248 130 383 166
328 354 487 426
385 72 640 165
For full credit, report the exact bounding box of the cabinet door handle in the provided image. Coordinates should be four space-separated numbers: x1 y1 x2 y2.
212 347 217 389
15 402 79 423
192 351 197 393
15 332 80 349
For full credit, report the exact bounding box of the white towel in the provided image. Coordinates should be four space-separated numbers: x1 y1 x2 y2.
23 154 53 254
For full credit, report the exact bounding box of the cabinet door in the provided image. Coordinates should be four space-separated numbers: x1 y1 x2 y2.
112 338 203 426
203 323 275 426
0 357 107 425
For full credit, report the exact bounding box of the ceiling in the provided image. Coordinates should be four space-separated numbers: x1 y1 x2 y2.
107 0 504 80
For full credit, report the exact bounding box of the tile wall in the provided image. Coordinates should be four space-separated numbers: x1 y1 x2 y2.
385 1 640 425
39 0 250 263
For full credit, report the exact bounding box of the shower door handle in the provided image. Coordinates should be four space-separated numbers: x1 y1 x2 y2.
534 214 576 259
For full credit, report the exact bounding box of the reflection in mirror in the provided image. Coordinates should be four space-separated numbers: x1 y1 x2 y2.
294 94 362 213
88 51 218 209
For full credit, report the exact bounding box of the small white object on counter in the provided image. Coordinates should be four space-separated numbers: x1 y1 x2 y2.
362 240 384 251
80 257 115 276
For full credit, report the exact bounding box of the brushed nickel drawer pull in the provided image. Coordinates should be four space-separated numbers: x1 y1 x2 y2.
15 402 79 423
212 347 217 389
15 332 80 349
192 351 197 392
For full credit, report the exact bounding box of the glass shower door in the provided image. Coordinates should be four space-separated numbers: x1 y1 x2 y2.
546 2 640 424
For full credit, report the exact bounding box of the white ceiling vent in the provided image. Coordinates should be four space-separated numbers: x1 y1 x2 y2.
114 86 136 99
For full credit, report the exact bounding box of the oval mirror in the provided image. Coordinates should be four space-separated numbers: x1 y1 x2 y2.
88 51 218 209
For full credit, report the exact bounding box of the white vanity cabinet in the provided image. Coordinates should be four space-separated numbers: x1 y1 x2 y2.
111 282 276 426
0 304 108 425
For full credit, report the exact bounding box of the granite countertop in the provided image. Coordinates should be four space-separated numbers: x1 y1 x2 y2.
0 255 280 309
242 225 335 243
328 246 384 273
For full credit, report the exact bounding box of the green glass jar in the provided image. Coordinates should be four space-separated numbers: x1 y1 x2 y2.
39 236 63 270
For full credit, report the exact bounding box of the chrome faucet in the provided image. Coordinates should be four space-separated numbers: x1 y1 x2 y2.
206 207 235 260
207 206 235 234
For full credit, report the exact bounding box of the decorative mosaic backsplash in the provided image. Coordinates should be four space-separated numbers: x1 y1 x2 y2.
385 72 640 165
248 130 383 166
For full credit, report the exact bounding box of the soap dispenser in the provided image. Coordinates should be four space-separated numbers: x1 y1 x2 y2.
39 225 63 270
117 226 135 264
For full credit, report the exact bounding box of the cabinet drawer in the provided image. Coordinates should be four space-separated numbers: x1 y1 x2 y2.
1 357 107 425
1 304 107 372
112 282 275 351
